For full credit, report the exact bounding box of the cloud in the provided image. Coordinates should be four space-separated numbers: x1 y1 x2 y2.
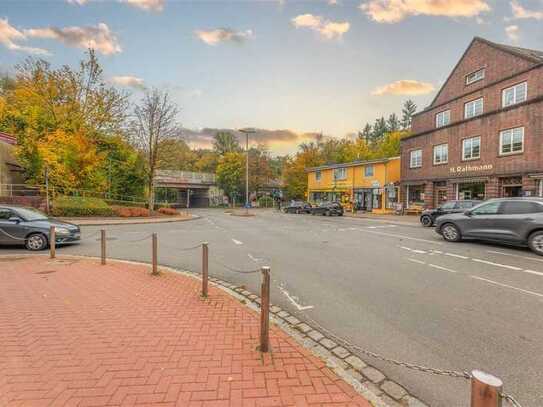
0 18 50 55
194 28 254 45
360 0 491 23
505 25 520 42
66 0 89 4
328 0 340 5
372 80 435 96
111 75 145 89
25 23 122 55
291 14 350 39
120 0 164 12
509 0 543 20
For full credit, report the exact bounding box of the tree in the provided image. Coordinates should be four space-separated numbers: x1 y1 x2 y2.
401 99 417 130
386 113 400 132
358 123 372 144
372 117 388 143
157 139 197 171
216 152 244 205
193 149 219 173
130 88 181 210
213 131 240 155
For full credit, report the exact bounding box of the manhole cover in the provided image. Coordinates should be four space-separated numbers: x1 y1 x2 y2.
36 270 56 275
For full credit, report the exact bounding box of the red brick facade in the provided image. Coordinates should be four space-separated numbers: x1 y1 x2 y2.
401 37 543 208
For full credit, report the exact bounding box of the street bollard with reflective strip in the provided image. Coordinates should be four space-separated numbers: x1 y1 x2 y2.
202 242 209 297
260 266 271 353
101 229 106 265
49 226 56 259
471 370 503 407
152 233 158 275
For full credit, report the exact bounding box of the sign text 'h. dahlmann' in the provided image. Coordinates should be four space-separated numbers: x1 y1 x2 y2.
450 164 493 174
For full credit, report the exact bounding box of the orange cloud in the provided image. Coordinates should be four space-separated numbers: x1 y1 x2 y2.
292 14 350 39
509 0 543 20
372 80 435 96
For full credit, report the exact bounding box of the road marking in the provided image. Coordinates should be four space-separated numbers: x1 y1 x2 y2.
399 246 427 254
470 276 543 298
248 253 261 263
364 230 443 245
471 258 523 271
278 286 314 310
407 258 426 265
522 269 543 277
428 264 458 273
232 239 243 245
486 250 543 263
444 252 469 260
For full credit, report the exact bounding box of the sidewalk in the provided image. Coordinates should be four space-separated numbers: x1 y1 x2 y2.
0 256 371 407
60 214 196 226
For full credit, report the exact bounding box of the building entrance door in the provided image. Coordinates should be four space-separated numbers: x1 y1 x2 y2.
434 188 448 207
503 185 522 197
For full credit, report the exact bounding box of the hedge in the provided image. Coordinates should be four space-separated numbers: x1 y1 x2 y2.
51 196 115 217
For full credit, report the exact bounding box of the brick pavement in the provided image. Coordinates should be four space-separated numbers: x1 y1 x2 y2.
0 256 372 407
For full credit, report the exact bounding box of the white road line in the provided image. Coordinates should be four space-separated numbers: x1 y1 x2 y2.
522 269 543 277
364 230 443 245
444 252 469 259
428 264 458 273
278 286 314 310
471 258 523 271
486 250 543 263
232 239 243 245
407 258 426 265
247 253 261 263
470 276 543 298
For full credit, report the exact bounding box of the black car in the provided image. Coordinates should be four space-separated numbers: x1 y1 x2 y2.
420 200 480 227
283 201 312 214
0 205 80 251
311 202 344 216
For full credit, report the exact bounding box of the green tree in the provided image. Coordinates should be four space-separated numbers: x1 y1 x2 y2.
387 113 400 132
216 152 244 205
359 123 372 144
157 139 197 171
372 117 387 143
401 99 417 130
213 131 240 155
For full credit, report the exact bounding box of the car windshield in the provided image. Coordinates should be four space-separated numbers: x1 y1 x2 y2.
14 207 49 221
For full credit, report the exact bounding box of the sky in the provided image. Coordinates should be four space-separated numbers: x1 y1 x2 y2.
1 0 543 155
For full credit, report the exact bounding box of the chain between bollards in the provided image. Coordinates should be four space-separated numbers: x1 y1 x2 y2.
151 233 158 275
100 229 106 265
202 242 209 297
49 226 56 259
260 266 271 353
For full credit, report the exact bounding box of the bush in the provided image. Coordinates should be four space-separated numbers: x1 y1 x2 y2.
257 196 274 207
158 207 178 216
51 196 114 217
111 206 151 217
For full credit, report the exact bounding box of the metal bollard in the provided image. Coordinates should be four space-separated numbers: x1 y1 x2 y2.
100 229 106 265
471 370 503 407
260 266 271 353
152 233 158 275
49 226 56 259
202 242 209 297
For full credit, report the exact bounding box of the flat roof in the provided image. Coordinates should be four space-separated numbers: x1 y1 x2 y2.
305 156 400 172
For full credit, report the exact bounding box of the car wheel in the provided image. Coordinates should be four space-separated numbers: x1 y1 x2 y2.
25 233 48 251
528 231 543 256
421 215 433 227
441 223 462 242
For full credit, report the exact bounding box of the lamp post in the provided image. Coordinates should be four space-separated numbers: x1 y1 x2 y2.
239 128 256 215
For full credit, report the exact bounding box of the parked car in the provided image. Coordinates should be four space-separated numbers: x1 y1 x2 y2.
435 198 543 255
283 201 312 214
0 205 80 251
420 200 480 227
311 202 344 216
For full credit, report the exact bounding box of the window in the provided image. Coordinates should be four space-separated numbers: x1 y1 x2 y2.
501 201 543 215
471 201 501 215
364 165 374 177
500 127 524 155
458 201 477 209
433 144 448 165
502 82 527 107
463 136 481 160
0 209 12 220
435 110 451 128
334 167 346 180
441 202 456 210
410 149 422 168
464 98 483 119
315 170 322 181
466 68 485 85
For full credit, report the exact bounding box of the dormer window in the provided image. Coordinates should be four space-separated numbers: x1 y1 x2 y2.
466 68 485 85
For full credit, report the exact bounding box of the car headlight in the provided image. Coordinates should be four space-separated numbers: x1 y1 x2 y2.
55 227 71 235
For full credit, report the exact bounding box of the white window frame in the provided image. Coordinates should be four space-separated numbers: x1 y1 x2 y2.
499 127 524 156
464 98 484 119
502 82 527 108
315 170 322 181
433 143 448 165
410 149 422 169
462 136 481 161
435 110 451 128
466 68 485 85
364 165 374 177
334 167 346 180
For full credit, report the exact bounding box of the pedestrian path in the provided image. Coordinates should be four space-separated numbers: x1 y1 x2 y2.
0 256 371 407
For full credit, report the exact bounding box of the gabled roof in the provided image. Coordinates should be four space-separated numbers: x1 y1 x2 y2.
426 37 543 110
0 131 16 145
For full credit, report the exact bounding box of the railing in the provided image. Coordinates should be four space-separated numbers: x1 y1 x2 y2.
155 170 216 185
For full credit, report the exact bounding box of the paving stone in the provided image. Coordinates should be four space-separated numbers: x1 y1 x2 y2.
331 346 350 359
345 355 367 370
319 337 338 350
346 368 363 382
403 395 429 407
270 305 282 313
362 366 385 384
241 290 251 296
247 294 258 300
307 330 325 342
285 316 301 325
325 355 347 370
302 338 318 349
381 380 407 400
277 311 290 319
380 394 403 407
361 382 382 396
296 323 312 333
311 344 332 360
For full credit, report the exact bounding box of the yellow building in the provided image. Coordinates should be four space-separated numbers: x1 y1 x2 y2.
306 157 401 214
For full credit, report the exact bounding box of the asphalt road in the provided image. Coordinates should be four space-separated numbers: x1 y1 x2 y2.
3 209 543 406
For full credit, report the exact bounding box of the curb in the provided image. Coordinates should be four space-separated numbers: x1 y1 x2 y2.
59 215 200 226
3 254 429 407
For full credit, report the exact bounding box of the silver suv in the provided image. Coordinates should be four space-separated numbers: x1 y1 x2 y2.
435 198 543 255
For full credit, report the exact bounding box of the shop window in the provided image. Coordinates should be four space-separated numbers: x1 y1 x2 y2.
433 144 448 165
458 182 485 200
466 68 485 85
410 149 422 168
315 170 322 181
435 110 451 128
408 185 424 204
464 98 483 119
499 127 524 155
502 82 527 107
462 137 480 160
364 165 374 177
334 168 346 180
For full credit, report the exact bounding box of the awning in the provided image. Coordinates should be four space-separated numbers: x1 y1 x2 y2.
449 177 489 184
402 181 426 186
528 173 543 179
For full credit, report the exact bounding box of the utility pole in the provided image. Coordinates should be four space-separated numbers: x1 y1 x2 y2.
239 128 256 215
45 166 50 214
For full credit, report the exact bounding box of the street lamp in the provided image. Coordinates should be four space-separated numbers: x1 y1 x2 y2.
239 128 256 215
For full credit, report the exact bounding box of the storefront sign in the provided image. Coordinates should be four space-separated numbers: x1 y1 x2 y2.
450 164 493 174
371 181 381 188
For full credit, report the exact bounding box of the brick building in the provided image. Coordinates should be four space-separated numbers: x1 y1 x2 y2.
401 37 543 209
